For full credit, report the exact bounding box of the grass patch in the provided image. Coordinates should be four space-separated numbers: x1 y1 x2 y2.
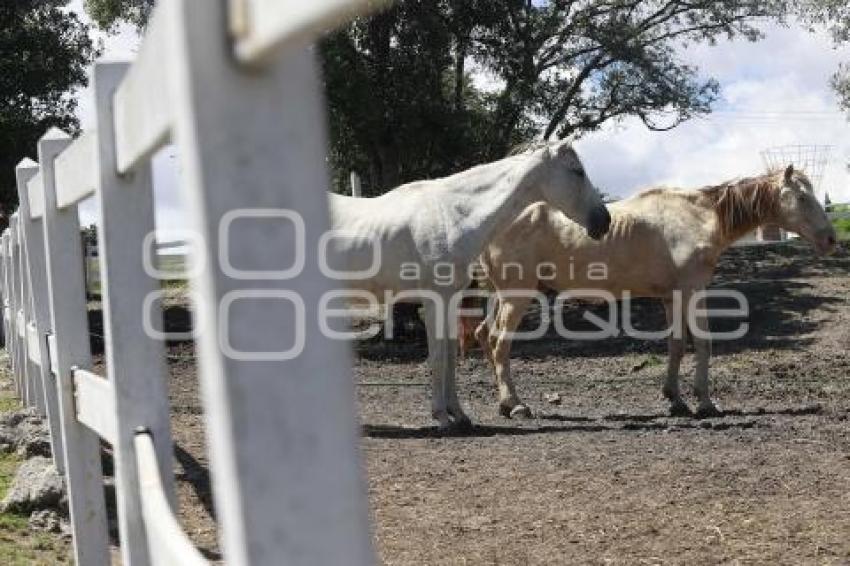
0 396 19 415
161 278 189 290
0 452 20 500
833 217 850 241
631 353 665 373
0 388 71 565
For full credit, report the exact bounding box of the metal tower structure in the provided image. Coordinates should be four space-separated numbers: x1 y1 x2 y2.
761 144 833 193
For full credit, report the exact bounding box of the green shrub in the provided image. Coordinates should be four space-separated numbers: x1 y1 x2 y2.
834 218 850 240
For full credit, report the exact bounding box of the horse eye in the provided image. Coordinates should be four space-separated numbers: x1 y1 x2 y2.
573 168 585 178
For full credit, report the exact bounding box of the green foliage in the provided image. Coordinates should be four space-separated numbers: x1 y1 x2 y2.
797 0 850 110
322 0 785 194
84 0 153 30
321 2 523 194
833 217 850 240
0 1 98 217
0 384 70 564
0 450 71 564
84 1 787 195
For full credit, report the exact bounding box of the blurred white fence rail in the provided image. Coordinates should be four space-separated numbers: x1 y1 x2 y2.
0 0 383 564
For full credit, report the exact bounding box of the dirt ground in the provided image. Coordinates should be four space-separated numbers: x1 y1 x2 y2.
143 240 850 565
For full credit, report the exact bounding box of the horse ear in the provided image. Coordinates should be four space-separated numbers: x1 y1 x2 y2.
555 138 574 157
784 164 794 183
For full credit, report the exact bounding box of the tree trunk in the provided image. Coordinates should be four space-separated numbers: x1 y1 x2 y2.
454 36 468 112
377 143 401 190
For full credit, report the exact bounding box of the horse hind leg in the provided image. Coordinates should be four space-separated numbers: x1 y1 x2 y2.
457 314 478 361
662 297 693 417
691 293 722 418
493 295 533 419
474 318 495 368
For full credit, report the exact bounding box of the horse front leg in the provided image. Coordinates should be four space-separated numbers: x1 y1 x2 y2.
662 297 693 417
691 293 721 418
493 295 532 419
423 301 470 431
443 332 472 430
422 302 450 429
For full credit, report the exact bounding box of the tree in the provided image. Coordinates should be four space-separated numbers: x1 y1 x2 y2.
796 1 850 111
324 0 784 194
321 2 515 194
84 0 154 30
85 1 786 195
0 1 98 218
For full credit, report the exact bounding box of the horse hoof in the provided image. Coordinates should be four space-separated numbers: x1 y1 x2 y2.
510 405 533 419
669 401 694 418
434 413 453 431
695 403 723 419
498 404 514 419
452 416 474 433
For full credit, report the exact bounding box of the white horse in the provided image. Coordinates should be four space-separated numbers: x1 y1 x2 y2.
327 141 610 430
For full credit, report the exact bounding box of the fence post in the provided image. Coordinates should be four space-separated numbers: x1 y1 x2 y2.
167 0 374 563
0 233 6 350
0 233 5 349
15 160 66 471
350 171 362 197
16 215 33 408
38 128 110 566
1 233 10 360
2 235 10 358
92 62 177 566
18 210 46 415
8 215 24 401
4 227 14 389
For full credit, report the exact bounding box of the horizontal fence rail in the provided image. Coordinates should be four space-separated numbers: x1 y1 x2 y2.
113 5 174 175
54 131 98 209
229 0 392 63
135 432 209 566
26 174 44 219
0 0 387 564
72 369 116 444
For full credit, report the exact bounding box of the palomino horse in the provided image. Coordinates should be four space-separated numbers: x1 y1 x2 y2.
474 166 836 419
327 140 611 430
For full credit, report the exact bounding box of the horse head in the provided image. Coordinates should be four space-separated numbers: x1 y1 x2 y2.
534 140 610 240
774 165 837 255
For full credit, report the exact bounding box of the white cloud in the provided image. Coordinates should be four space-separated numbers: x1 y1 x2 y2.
577 21 850 204
68 0 142 130
66 2 185 231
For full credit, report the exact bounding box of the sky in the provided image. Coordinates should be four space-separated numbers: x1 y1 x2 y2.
575 22 850 203
68 3 850 230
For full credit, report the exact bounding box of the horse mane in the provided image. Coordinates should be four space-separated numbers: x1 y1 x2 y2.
507 139 572 157
700 172 784 240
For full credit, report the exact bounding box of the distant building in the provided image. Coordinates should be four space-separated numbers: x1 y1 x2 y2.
824 192 832 212
757 224 785 241
735 225 786 245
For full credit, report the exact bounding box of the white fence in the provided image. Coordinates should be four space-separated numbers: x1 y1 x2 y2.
0 1 389 564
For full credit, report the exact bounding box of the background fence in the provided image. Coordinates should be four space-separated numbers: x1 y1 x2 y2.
0 1 389 564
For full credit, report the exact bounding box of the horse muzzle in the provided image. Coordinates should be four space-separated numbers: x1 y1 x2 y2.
817 232 838 256
806 226 838 255
587 205 612 240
